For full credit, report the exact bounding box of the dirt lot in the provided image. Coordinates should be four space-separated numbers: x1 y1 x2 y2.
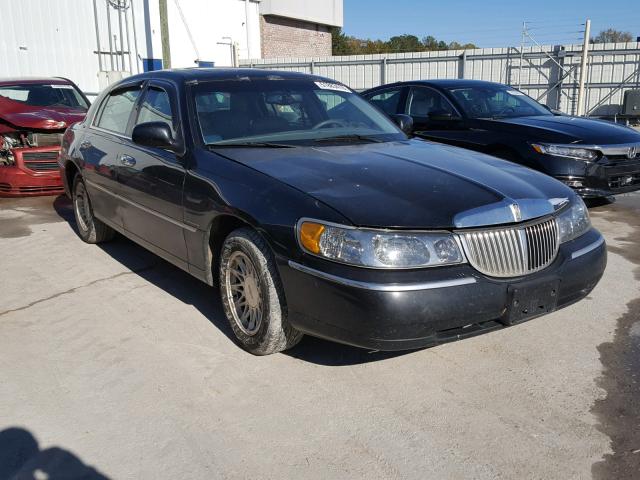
0 193 638 480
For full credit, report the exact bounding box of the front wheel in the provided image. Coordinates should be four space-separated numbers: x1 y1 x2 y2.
72 175 115 244
219 227 303 355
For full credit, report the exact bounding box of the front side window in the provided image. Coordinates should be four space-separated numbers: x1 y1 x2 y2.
95 88 141 134
365 88 402 115
136 87 174 135
407 87 457 117
447 85 551 119
193 79 404 146
0 83 89 110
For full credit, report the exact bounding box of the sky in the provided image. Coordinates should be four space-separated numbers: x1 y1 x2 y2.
343 0 640 48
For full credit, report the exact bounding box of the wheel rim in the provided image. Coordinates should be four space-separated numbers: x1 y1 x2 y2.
225 251 263 336
74 181 91 232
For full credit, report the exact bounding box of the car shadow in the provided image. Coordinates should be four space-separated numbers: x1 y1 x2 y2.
285 336 414 366
0 427 110 479
52 196 413 366
585 196 616 209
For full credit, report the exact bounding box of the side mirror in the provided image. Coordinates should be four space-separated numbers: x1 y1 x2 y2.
391 114 414 134
543 104 563 116
132 122 178 152
428 112 461 122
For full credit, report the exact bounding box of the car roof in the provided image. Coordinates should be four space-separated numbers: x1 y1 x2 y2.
0 77 73 86
365 79 509 92
124 68 339 85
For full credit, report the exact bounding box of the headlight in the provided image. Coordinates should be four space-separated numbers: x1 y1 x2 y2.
532 143 599 161
556 197 591 243
297 220 466 268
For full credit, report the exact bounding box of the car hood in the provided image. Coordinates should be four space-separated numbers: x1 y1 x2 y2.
479 115 640 144
0 96 86 131
215 140 573 229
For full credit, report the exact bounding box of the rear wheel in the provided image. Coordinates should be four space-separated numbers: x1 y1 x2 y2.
72 175 115 244
219 227 303 355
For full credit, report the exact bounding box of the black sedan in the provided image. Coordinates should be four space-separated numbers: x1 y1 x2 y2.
362 80 640 198
59 69 606 355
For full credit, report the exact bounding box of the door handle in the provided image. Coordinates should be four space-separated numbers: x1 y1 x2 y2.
119 154 136 167
79 141 92 150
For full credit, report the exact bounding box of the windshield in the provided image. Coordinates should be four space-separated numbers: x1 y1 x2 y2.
0 83 89 111
447 85 551 119
192 79 405 146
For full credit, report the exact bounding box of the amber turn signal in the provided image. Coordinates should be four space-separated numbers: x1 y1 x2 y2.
299 222 325 254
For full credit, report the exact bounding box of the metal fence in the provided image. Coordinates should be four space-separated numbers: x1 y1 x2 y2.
241 42 640 117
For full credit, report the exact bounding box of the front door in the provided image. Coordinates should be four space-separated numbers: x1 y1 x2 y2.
81 84 144 228
117 81 188 262
404 86 469 146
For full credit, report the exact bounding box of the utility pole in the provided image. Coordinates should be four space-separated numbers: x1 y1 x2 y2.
518 21 527 89
576 19 591 116
159 0 171 69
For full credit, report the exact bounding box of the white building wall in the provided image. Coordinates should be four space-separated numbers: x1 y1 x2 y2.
166 0 261 68
260 0 343 27
0 0 262 98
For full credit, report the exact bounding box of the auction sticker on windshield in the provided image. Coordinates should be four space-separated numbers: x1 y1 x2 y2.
315 81 351 93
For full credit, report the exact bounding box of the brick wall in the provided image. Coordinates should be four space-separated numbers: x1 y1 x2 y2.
260 15 332 59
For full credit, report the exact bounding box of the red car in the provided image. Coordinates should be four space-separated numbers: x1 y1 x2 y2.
0 77 89 197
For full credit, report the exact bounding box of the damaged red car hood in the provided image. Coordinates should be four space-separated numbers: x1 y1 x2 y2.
0 96 85 131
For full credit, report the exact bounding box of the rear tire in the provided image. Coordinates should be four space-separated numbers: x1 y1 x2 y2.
72 174 115 244
219 227 303 355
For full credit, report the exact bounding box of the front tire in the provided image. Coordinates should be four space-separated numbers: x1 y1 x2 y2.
72 174 115 244
219 227 303 355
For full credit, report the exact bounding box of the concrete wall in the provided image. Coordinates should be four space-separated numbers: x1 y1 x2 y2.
260 0 343 27
243 42 640 117
260 16 332 59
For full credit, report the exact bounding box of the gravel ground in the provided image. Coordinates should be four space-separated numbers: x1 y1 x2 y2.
0 192 638 480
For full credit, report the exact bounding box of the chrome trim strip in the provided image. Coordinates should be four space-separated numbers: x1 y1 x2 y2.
287 260 477 291
571 236 605 260
88 125 131 140
536 142 640 157
85 179 198 233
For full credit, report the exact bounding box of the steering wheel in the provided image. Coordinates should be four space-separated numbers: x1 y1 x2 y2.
495 106 516 117
312 119 348 130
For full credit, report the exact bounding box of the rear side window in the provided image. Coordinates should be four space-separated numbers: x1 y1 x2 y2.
365 89 402 115
95 88 141 134
136 87 174 135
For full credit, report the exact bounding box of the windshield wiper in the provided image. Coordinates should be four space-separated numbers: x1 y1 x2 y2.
207 142 296 148
313 134 384 144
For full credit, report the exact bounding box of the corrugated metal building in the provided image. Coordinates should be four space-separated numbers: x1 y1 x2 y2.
0 0 343 98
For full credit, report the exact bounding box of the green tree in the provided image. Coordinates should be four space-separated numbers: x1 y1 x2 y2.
387 34 422 52
331 29 478 56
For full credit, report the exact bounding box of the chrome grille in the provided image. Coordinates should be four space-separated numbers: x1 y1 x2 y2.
459 218 559 278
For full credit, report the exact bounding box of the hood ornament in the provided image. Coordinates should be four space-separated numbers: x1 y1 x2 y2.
509 203 522 222
454 197 566 228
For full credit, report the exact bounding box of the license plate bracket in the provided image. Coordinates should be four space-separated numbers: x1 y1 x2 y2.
502 279 560 325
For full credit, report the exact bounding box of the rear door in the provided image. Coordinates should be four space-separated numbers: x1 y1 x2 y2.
117 80 188 261
81 83 143 227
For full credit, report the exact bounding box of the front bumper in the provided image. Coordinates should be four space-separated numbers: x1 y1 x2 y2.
0 146 64 197
279 228 606 351
534 150 640 198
